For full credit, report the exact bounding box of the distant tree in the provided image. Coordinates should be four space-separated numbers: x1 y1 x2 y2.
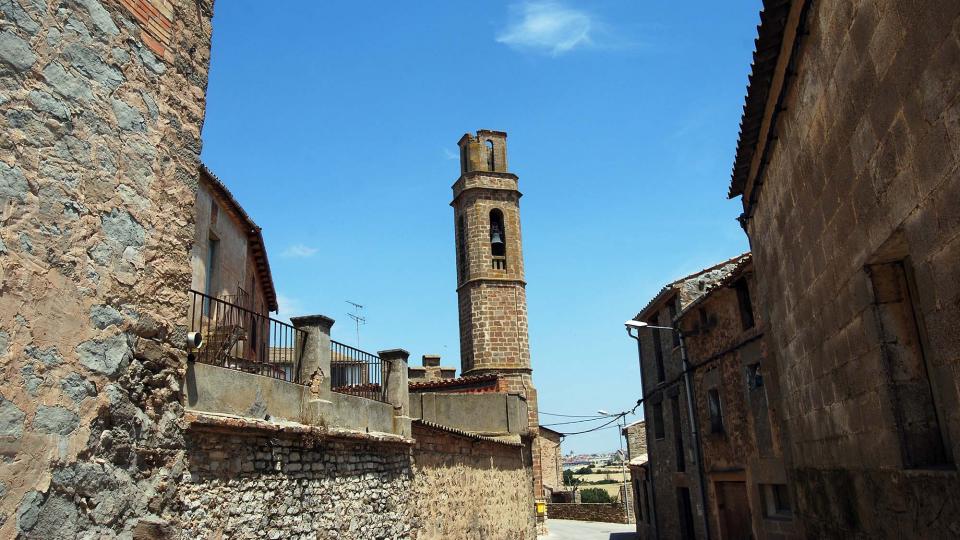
563 469 577 486
580 488 615 504
575 466 593 475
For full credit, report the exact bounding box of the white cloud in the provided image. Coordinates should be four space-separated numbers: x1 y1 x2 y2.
496 1 596 55
443 147 459 161
275 293 304 321
281 243 318 258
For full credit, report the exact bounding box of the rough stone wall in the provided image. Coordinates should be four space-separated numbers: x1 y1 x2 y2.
624 421 647 460
457 282 530 373
411 422 535 540
181 427 416 539
538 430 561 496
0 0 212 537
740 0 960 537
546 503 627 524
680 270 798 539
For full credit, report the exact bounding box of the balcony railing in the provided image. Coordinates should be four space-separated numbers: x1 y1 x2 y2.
330 340 387 402
188 289 305 383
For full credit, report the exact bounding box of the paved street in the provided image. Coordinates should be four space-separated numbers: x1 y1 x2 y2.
542 519 638 540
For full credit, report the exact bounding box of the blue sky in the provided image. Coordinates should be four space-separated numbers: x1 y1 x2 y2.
200 1 760 454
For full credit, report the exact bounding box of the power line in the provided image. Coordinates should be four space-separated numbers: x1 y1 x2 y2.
554 413 626 436
540 412 607 419
542 417 618 427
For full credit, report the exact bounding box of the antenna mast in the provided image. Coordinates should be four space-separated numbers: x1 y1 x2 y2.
346 300 366 348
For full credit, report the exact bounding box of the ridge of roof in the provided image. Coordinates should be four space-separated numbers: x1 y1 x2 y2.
199 164 279 312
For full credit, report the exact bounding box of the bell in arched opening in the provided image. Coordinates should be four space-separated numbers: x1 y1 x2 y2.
490 209 507 269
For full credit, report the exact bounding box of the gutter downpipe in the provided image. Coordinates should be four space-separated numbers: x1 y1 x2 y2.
678 329 711 540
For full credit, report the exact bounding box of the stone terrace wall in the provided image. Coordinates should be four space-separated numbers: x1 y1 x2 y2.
412 422 535 539
547 503 627 524
0 0 212 537
182 425 416 539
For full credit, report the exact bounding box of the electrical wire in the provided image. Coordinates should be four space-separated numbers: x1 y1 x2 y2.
539 412 607 419
554 412 626 436
542 417 619 427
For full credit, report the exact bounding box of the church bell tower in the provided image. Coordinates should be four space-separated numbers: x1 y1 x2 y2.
451 130 543 495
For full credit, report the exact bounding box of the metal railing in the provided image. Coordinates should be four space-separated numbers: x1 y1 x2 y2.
189 289 305 383
330 340 387 402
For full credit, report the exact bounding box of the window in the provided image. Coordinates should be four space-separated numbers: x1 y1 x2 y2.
457 215 468 280
668 298 680 347
489 209 506 270
677 487 696 540
671 396 685 471
203 236 219 315
746 363 763 389
708 388 724 434
651 316 665 382
486 139 495 170
760 483 792 520
735 278 755 330
867 259 952 468
652 402 665 439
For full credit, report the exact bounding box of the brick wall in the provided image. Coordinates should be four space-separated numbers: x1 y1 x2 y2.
737 0 960 536
412 422 536 539
0 0 212 536
547 503 627 524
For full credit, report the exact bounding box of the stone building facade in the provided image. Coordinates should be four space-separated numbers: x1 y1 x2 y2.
627 255 747 539
451 130 544 500
538 426 563 500
675 255 797 539
407 354 456 382
0 0 213 536
730 0 960 537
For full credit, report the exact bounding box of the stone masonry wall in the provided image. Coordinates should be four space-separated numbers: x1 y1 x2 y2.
181 427 416 539
412 422 536 540
742 0 960 537
546 503 627 524
0 0 212 537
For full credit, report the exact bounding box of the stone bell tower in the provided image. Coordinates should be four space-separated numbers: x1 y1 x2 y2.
451 129 543 496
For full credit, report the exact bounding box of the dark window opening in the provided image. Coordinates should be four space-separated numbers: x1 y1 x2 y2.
651 317 665 382
457 215 468 281
760 483 793 520
678 487 696 540
708 388 724 434
486 139 495 170
489 209 506 270
671 396 685 471
746 363 763 389
668 298 680 347
735 278 756 330
652 402 665 440
867 259 952 468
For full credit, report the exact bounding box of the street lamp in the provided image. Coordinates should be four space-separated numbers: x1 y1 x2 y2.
624 318 711 540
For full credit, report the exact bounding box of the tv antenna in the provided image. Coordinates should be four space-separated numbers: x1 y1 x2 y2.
346 300 366 347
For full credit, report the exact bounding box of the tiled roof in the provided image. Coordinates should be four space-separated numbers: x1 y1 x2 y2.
729 0 794 198
633 252 752 321
413 419 523 447
199 165 278 312
676 253 754 319
408 373 499 391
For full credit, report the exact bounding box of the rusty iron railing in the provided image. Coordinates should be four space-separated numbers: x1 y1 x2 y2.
330 340 387 402
189 289 305 383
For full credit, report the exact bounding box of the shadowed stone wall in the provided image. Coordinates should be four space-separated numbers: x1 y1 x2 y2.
0 0 213 536
736 1 960 537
